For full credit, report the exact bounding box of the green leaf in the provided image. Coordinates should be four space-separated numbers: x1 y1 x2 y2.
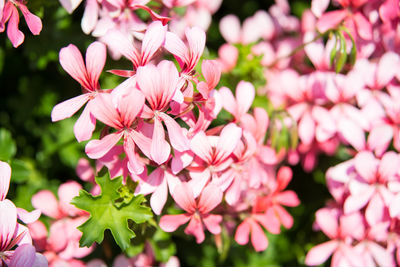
10 159 32 183
0 128 16 161
150 228 176 262
341 27 357 66
71 172 153 251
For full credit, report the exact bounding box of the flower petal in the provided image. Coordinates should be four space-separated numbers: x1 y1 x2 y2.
150 116 170 165
59 44 91 90
202 214 222 235
18 4 42 35
197 184 223 214
0 161 11 201
141 21 166 65
171 183 196 213
31 190 62 219
85 41 106 90
159 113 189 152
305 240 339 266
51 94 90 122
159 214 191 232
85 132 123 159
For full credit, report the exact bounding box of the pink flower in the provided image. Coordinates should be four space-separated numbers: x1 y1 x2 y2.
188 123 242 197
159 183 223 243
136 60 189 164
305 208 364 266
164 26 206 75
51 41 107 142
219 81 255 122
0 161 43 265
105 21 167 76
31 182 93 265
0 0 42 47
255 166 300 229
85 88 152 175
32 181 86 219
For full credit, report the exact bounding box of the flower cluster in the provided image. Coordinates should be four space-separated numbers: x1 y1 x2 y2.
51 12 300 255
0 161 46 266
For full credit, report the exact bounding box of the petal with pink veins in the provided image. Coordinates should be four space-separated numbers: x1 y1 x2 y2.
124 135 145 175
190 131 213 163
171 150 194 174
164 32 187 68
184 26 206 72
85 41 106 90
188 169 211 198
51 94 90 122
90 93 123 129
150 174 168 215
85 132 123 159
141 21 166 65
59 44 91 90
202 60 221 90
150 116 170 165
0 199 17 250
118 89 145 127
197 184 222 214
104 30 140 67
159 113 189 152
0 161 11 201
130 129 152 159
215 123 242 163
171 183 196 213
